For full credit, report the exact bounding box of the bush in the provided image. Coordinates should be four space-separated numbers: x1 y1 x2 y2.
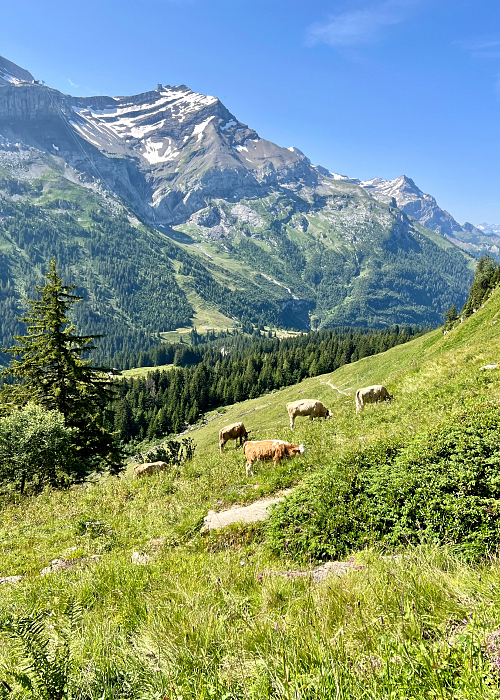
0 403 77 494
369 401 500 553
146 436 196 470
266 437 404 561
266 403 500 561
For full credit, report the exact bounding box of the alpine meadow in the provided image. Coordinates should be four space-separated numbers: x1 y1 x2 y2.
1 47 500 700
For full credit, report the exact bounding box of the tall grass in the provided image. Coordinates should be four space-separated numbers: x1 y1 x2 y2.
2 546 500 697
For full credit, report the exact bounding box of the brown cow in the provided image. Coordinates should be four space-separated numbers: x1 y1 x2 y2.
355 385 393 413
243 440 305 477
219 422 251 453
133 461 168 478
286 399 331 429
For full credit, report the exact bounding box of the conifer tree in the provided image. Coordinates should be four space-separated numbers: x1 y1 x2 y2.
462 255 499 318
1 260 123 479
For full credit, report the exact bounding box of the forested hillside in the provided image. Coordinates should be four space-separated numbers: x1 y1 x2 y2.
0 187 299 363
110 325 424 442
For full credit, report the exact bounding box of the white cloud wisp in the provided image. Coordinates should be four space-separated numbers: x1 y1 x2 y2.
307 0 418 48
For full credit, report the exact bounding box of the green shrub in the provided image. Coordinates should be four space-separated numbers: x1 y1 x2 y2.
369 401 500 553
145 436 196 471
267 403 500 561
266 437 404 561
0 403 77 494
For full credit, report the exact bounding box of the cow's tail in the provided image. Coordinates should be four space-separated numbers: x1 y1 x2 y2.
355 389 362 413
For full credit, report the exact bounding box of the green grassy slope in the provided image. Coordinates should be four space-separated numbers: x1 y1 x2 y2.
2 291 500 697
187 287 500 459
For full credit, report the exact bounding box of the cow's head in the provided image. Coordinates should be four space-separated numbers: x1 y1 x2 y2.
325 409 332 419
299 444 306 454
245 429 252 439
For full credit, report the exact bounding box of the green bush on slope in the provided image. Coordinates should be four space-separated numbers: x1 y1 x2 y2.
267 402 500 561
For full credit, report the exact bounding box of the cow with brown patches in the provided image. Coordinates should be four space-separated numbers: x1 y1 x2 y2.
243 440 305 477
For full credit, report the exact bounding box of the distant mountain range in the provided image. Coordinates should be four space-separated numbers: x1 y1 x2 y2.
0 55 480 358
359 175 500 259
476 222 500 235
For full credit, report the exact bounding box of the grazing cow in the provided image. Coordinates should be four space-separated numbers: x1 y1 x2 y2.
243 440 305 477
133 461 169 478
355 385 393 414
219 422 251 454
286 399 332 429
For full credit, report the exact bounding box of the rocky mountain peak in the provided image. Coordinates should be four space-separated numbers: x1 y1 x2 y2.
361 175 500 259
0 53 480 337
0 55 35 87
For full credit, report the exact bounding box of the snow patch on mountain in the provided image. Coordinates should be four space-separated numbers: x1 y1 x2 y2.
287 146 305 156
191 116 215 141
71 87 219 145
142 139 179 164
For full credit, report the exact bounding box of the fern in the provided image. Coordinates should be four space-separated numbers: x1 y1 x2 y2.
0 601 82 700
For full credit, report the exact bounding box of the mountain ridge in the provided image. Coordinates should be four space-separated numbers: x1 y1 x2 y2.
360 174 500 259
0 55 478 357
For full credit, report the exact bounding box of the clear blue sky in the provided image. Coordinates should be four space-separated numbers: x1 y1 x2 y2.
1 0 499 224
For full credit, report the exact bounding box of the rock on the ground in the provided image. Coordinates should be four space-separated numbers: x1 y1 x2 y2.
0 575 22 585
262 560 366 583
40 555 100 575
131 551 151 565
202 491 293 532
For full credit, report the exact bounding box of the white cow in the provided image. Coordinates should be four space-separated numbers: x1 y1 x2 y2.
355 385 393 413
286 399 331 429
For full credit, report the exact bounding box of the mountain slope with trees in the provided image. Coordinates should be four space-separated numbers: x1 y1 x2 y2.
0 55 476 355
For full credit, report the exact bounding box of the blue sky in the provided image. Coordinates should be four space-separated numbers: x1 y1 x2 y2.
1 0 499 224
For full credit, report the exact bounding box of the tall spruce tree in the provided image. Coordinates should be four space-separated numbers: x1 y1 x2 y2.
1 260 123 480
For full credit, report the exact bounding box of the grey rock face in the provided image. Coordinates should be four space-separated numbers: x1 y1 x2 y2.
0 73 320 227
195 206 221 227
